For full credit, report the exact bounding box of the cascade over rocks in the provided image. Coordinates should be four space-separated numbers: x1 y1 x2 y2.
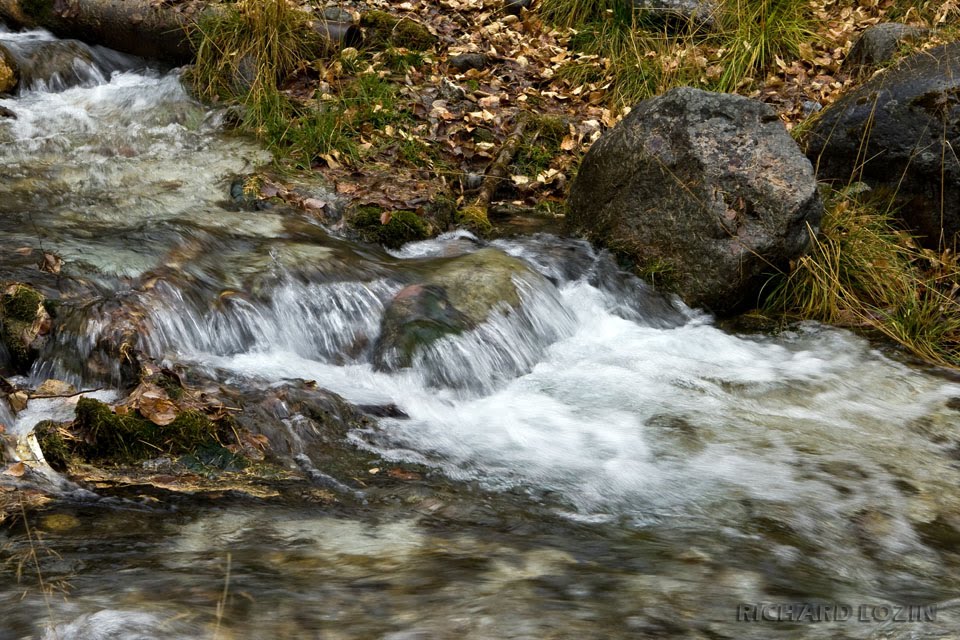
373 248 545 369
805 42 960 247
567 87 822 315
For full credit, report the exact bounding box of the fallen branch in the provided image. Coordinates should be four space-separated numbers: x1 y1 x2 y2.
460 118 527 230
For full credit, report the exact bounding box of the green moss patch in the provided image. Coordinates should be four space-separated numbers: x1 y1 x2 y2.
360 11 436 51
1 284 47 373
37 398 242 468
351 207 430 248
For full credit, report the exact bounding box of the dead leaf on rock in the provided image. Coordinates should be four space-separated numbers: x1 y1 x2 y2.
39 252 63 274
138 389 178 426
34 379 77 397
3 462 24 477
8 391 28 413
387 468 422 481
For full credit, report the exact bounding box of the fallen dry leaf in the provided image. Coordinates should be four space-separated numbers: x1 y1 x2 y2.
138 389 178 426
2 462 24 477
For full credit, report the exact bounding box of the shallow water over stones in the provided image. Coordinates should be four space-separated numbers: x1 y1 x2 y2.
2 27 960 640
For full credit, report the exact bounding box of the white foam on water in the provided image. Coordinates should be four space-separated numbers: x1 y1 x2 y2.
42 609 196 640
180 268 960 543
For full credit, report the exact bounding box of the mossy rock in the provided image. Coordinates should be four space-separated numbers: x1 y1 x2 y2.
430 248 532 323
360 11 436 51
373 248 545 368
350 206 431 249
66 398 223 465
35 420 71 472
1 284 51 373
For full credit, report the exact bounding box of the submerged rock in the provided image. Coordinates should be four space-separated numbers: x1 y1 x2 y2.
805 42 960 246
2 39 96 91
568 87 822 315
373 248 544 369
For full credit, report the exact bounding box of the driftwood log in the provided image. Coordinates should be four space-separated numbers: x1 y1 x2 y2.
0 0 361 64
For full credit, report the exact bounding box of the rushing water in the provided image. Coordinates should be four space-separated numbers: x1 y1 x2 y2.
2 27 960 640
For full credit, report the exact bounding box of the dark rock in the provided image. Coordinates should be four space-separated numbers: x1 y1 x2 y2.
373 248 544 368
53 296 146 388
633 0 718 30
229 381 376 485
805 42 960 246
504 0 533 16
374 284 470 370
842 23 927 74
0 106 15 119
357 403 409 418
449 53 488 72
568 87 822 315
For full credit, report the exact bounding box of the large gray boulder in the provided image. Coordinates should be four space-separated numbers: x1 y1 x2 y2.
805 42 960 246
567 87 822 315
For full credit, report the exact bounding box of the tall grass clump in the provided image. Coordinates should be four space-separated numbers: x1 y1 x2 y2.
543 0 819 107
190 0 318 135
765 187 960 368
713 0 815 92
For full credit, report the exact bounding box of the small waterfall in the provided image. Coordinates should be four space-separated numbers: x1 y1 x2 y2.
402 274 577 392
5 27 960 640
0 30 145 93
141 277 400 364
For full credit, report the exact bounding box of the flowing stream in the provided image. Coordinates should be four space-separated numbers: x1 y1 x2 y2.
2 27 960 640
